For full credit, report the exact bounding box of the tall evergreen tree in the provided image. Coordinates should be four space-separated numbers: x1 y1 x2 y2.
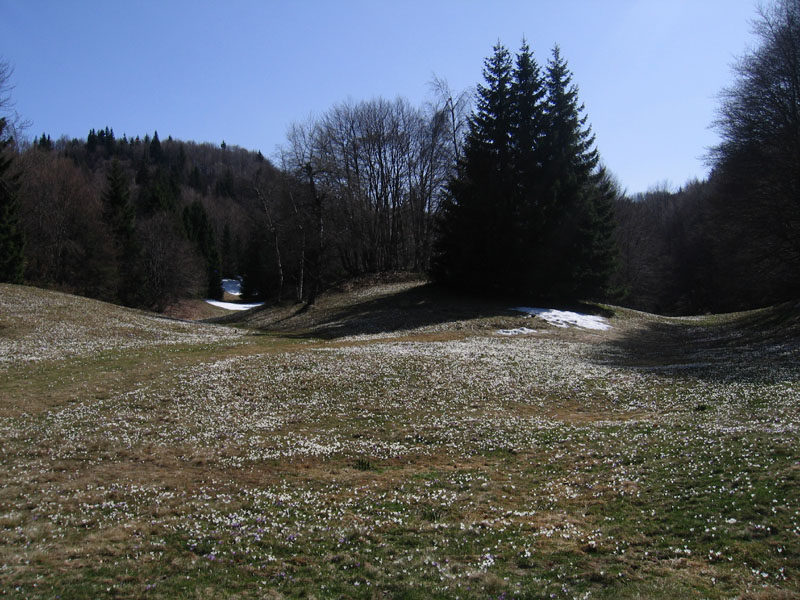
102 158 140 304
183 200 222 299
509 41 549 282
544 46 598 191
221 222 236 278
434 42 617 301
149 130 163 164
0 117 24 283
433 42 515 292
103 159 135 240
538 45 614 300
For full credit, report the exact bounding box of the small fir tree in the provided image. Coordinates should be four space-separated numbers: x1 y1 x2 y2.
149 130 163 163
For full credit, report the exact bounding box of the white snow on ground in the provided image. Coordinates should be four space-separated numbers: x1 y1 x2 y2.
205 299 264 311
497 327 538 336
222 278 242 296
511 307 611 330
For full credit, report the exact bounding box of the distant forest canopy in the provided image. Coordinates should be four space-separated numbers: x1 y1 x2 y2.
0 0 798 315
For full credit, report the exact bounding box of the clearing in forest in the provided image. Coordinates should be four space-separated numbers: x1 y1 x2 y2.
1 280 798 599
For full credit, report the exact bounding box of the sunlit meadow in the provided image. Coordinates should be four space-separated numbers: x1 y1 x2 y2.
0 282 798 599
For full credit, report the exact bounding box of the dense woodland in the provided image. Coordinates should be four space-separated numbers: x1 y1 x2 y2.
1 0 798 315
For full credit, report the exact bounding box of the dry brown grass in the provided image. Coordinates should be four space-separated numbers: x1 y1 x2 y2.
1 281 799 599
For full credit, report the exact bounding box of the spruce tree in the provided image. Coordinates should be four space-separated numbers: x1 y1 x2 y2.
544 46 598 190
149 130 163 164
0 117 24 283
539 45 613 300
102 159 140 304
183 200 222 299
103 159 135 239
509 41 549 286
433 42 514 292
434 42 617 301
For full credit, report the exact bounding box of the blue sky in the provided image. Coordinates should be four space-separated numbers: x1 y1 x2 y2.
1 0 757 194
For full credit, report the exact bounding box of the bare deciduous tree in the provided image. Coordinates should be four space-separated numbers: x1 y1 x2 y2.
0 60 30 142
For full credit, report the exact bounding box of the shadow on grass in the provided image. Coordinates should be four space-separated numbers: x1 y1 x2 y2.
215 280 612 341
593 302 800 384
275 283 512 339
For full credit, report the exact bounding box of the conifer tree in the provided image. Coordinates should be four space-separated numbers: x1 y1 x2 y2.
36 132 53 151
149 130 163 163
544 46 598 193
103 159 135 240
509 41 549 281
540 45 613 299
433 42 514 291
0 117 24 283
221 222 236 278
188 164 204 192
433 42 618 301
86 128 98 154
102 159 141 304
183 200 222 299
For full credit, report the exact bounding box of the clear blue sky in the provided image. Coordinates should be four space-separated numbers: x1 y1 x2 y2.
1 0 757 194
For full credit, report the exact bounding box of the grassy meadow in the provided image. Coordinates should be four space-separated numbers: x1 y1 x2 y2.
1 280 798 599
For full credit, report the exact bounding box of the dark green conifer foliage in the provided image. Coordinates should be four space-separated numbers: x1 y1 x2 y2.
138 166 179 216
434 42 515 292
36 133 53 151
215 169 236 199
433 42 617 301
0 118 25 283
149 130 163 163
188 165 204 192
86 129 98 154
540 45 612 299
135 156 150 186
183 200 222 299
103 159 135 239
221 222 236 278
509 41 549 283
102 159 141 304
175 144 187 181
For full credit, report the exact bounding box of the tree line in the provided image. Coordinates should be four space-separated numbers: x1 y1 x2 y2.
1 0 798 315
614 0 800 314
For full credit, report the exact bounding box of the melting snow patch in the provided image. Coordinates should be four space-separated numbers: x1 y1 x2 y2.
497 327 538 336
205 300 264 311
511 307 611 331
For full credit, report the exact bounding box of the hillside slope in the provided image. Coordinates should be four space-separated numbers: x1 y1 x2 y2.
214 276 617 341
0 283 245 367
1 282 799 599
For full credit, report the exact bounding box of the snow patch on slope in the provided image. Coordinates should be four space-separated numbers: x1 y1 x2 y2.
511 307 611 331
205 300 264 311
497 327 539 336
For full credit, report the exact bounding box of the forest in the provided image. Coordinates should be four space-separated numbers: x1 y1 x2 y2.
1 0 798 316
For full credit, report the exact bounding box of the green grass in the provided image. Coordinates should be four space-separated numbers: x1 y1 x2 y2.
1 282 799 598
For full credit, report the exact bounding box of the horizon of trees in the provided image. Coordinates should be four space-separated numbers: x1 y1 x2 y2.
1 0 798 316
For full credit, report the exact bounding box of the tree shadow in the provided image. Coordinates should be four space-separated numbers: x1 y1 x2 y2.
287 283 514 339
592 304 800 385
225 281 615 341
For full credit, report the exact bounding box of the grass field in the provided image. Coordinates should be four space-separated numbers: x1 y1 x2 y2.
1 280 798 599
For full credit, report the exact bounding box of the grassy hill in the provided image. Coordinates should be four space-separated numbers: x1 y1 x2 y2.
1 282 798 599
